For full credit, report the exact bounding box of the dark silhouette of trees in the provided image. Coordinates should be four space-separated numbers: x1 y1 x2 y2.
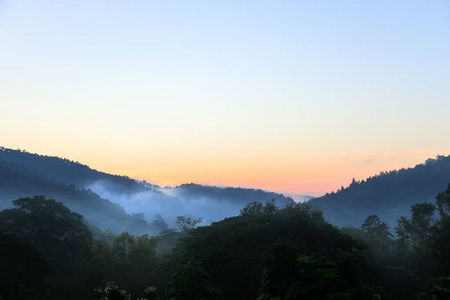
0 196 93 299
0 232 52 300
175 215 203 232
258 245 380 300
167 259 222 300
396 202 436 256
310 155 450 228
362 215 393 239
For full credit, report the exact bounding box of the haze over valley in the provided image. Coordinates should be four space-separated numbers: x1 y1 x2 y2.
1 1 449 299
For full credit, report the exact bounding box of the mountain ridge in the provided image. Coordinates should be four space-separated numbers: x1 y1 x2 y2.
309 154 450 229
0 146 294 232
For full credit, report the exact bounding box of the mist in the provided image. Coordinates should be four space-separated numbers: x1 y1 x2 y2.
87 180 251 228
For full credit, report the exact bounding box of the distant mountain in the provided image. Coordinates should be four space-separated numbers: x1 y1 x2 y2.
283 193 316 203
309 155 450 229
0 147 294 232
0 161 156 235
146 183 294 225
0 147 146 193
161 183 293 205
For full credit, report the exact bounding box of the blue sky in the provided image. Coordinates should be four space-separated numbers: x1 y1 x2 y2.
1 0 449 193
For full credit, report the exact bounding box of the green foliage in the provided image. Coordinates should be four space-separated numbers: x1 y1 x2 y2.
6 183 450 300
258 245 379 300
166 202 362 300
167 259 222 300
94 281 131 300
141 286 160 300
431 277 450 300
92 282 161 300
86 233 159 298
258 244 299 300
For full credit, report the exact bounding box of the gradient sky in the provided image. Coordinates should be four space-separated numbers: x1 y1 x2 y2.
1 0 449 195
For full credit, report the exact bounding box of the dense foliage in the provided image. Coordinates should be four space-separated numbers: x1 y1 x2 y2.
310 155 450 228
0 147 145 193
0 147 293 233
172 183 294 206
159 200 375 300
1 190 450 299
0 161 162 235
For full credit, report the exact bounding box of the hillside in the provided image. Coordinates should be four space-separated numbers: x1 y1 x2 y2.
0 162 161 235
160 183 293 205
0 147 147 194
0 147 294 230
309 155 450 229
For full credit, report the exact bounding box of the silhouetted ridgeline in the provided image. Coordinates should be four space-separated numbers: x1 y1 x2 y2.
0 147 146 194
0 162 156 235
165 183 293 205
309 155 450 228
0 147 293 232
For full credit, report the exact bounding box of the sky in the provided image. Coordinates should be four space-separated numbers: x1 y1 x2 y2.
0 0 449 195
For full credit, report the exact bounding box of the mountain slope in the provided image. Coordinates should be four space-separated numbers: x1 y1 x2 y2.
0 147 294 229
161 183 293 205
0 162 155 234
309 155 450 229
0 147 146 193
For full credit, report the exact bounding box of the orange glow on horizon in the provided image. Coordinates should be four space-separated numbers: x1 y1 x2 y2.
2 142 447 196
98 149 447 196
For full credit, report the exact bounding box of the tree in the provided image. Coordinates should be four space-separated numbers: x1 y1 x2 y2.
433 184 450 272
396 202 436 255
431 276 450 300
167 203 362 300
93 282 160 300
175 215 203 232
362 215 393 240
0 196 93 299
0 195 92 261
93 281 131 300
110 233 158 296
167 259 222 300
0 232 52 300
240 199 278 217
150 214 168 233
436 184 450 220
258 244 299 300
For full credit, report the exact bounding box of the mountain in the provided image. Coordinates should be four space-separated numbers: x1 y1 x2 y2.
283 193 316 203
309 155 450 229
0 154 164 234
160 183 292 205
0 147 294 231
0 147 147 193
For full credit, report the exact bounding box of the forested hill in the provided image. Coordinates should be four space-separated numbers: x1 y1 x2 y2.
0 147 146 194
0 162 165 235
162 183 293 205
0 147 293 207
309 155 450 228
0 147 293 230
